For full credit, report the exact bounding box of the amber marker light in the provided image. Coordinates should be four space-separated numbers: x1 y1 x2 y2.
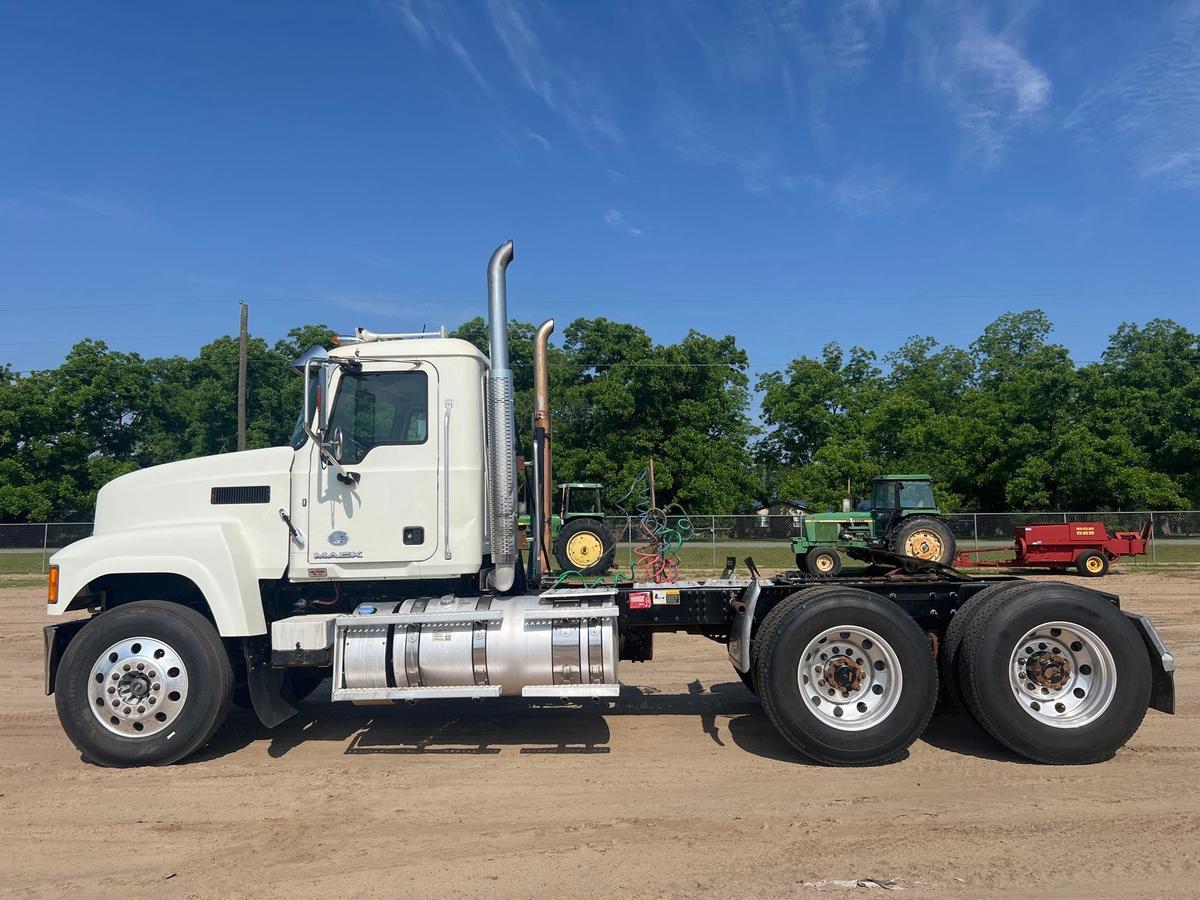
47 565 60 604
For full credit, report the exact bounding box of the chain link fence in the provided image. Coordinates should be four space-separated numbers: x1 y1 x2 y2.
0 523 94 576
603 511 1200 574
3 512 1199 577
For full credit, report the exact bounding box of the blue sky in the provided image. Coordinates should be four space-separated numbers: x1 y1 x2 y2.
2 0 1198 381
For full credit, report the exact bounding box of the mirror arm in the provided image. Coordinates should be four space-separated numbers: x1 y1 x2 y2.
301 358 356 485
302 420 355 483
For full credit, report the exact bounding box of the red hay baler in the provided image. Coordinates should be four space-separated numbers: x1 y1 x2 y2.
953 520 1151 577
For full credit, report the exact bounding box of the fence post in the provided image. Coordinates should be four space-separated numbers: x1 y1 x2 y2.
973 513 979 552
710 515 716 567
42 522 50 574
1150 511 1157 564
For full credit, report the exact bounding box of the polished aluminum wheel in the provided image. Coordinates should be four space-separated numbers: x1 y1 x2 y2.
1008 621 1116 728
88 637 189 737
797 626 902 731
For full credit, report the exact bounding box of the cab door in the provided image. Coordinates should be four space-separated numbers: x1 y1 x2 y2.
305 361 439 568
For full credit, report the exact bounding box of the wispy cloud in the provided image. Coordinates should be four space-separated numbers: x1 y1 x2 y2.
828 0 892 76
41 191 154 230
910 2 1050 165
485 0 624 150
337 295 475 325
658 97 796 194
603 209 643 237
526 130 552 151
387 0 624 152
825 166 901 217
1066 1 1200 190
390 0 490 91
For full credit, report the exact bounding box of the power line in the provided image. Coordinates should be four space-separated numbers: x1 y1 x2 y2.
0 332 228 346
0 298 333 313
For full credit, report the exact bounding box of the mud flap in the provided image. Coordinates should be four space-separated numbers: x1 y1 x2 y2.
43 619 89 695
1124 612 1175 714
243 640 299 728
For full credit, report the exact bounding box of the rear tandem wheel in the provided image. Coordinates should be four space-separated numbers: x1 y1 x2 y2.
754 587 938 765
956 583 1151 763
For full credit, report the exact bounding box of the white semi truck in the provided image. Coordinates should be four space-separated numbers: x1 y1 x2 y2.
43 241 1175 767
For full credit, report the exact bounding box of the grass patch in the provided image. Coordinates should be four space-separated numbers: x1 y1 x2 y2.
0 552 46 575
0 575 45 588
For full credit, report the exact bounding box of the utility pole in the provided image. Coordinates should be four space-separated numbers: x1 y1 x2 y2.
237 301 248 452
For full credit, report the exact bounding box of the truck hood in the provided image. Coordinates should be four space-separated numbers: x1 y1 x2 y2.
94 447 296 535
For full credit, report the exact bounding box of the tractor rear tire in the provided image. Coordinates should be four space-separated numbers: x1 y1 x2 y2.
1076 550 1109 577
805 547 842 577
554 517 617 576
891 516 956 565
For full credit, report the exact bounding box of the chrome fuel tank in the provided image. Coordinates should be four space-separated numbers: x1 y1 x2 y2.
333 593 619 701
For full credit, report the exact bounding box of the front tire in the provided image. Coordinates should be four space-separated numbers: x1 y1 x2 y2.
55 601 233 767
957 584 1151 764
755 587 938 765
805 547 842 577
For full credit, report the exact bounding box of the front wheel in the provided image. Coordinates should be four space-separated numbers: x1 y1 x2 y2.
54 601 233 767
755 587 938 765
805 547 842 577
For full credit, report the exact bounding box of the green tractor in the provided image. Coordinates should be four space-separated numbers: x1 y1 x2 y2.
519 482 618 577
790 474 956 576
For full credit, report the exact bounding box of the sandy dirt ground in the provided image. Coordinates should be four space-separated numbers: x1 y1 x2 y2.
1 572 1197 899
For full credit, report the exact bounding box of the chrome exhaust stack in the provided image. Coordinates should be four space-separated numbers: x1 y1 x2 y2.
486 240 517 592
530 318 555 579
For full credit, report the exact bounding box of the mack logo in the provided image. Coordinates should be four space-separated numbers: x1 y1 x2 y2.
314 550 364 560
329 530 349 546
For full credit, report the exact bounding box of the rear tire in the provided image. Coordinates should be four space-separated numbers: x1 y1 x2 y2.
554 517 617 576
939 581 1037 709
756 587 938 765
891 516 956 564
55 601 233 767
805 547 842 577
957 584 1151 764
1076 550 1109 577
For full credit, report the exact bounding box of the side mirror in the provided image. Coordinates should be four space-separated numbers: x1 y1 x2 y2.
328 425 345 463
304 359 330 435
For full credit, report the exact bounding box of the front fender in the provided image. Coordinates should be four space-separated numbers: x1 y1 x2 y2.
48 523 268 636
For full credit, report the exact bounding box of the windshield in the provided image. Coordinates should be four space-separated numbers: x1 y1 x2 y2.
873 480 936 509
899 481 935 508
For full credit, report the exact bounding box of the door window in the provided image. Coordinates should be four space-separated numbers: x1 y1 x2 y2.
327 371 428 464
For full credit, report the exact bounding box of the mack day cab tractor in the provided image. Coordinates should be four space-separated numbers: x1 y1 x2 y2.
43 241 1175 768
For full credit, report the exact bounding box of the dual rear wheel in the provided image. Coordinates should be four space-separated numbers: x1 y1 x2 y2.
745 582 1151 765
